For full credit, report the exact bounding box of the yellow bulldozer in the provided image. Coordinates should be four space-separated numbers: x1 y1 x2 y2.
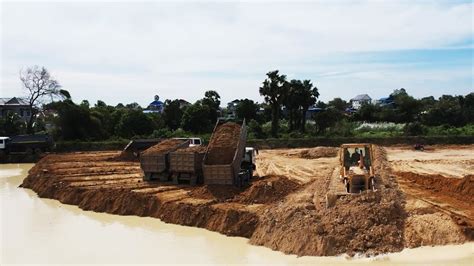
326 143 377 207
340 143 376 193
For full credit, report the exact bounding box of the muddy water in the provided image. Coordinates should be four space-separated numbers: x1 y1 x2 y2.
1 164 472 265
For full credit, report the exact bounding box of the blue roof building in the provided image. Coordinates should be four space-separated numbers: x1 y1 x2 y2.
144 95 164 114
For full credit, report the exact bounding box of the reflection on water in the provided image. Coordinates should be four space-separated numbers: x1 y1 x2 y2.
0 164 472 264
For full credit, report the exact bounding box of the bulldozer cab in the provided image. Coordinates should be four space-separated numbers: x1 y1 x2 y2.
341 144 372 170
339 143 376 193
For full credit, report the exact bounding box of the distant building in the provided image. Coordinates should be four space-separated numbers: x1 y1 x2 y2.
226 99 241 118
0 97 32 122
350 94 372 110
143 95 164 114
306 106 323 119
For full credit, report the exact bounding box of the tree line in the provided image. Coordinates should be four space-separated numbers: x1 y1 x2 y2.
1 66 472 140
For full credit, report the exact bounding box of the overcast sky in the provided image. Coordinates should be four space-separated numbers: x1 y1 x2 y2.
1 1 473 107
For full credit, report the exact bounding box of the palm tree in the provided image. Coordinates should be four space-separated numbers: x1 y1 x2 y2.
300 80 319 132
259 70 288 137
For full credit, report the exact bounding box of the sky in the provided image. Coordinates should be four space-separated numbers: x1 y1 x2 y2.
1 0 473 107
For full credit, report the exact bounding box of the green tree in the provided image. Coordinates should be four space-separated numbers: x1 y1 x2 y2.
181 103 211 133
391 89 421 123
116 109 155 138
327 98 348 112
284 79 304 131
259 70 288 137
201 90 221 123
125 102 142 110
313 108 342 134
47 100 103 140
0 113 24 136
163 99 184 130
235 99 259 121
299 79 319 132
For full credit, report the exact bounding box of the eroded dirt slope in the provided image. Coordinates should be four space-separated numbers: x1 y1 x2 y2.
387 145 474 246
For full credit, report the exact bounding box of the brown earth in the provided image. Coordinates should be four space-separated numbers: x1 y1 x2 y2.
205 122 241 165
141 139 187 156
287 147 339 159
177 145 207 153
387 145 474 246
20 145 473 257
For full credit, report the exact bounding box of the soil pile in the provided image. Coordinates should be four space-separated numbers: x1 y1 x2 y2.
142 139 187 156
297 147 338 159
404 213 467 247
395 172 474 202
178 145 207 153
234 176 301 204
205 122 241 165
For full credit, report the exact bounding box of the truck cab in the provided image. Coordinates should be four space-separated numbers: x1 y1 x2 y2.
243 147 258 170
173 137 202 147
0 137 10 151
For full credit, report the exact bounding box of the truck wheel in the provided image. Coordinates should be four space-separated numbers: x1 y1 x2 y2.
34 148 42 154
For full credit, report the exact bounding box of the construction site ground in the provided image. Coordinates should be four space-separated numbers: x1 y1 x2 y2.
20 145 473 257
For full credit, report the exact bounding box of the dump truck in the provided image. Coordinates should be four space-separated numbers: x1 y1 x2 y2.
202 119 250 186
0 134 54 156
326 143 377 207
140 139 190 181
169 145 207 185
123 137 202 158
122 138 162 158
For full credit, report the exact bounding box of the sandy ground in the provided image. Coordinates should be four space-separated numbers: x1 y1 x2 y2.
386 145 474 246
256 148 338 183
387 145 474 178
19 145 473 256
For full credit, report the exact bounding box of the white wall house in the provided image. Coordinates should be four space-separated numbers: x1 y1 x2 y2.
350 94 372 110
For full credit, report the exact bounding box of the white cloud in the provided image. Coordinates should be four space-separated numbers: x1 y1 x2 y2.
1 1 472 106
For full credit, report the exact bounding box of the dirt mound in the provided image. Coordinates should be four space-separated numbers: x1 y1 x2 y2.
296 147 338 159
234 176 301 204
404 213 467 247
142 139 187 156
178 145 207 153
205 122 241 165
396 172 474 202
187 175 300 205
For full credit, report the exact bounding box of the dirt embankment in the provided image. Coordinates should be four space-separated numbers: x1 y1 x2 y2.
20 146 472 257
387 146 474 245
395 172 473 203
